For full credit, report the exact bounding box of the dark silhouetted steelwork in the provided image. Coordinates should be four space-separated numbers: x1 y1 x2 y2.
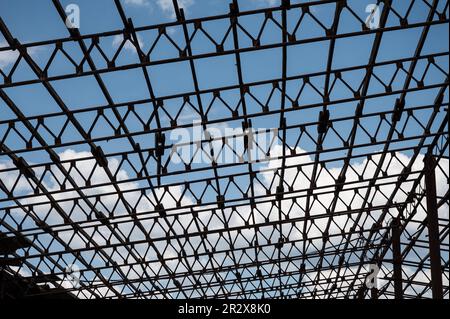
0 0 448 299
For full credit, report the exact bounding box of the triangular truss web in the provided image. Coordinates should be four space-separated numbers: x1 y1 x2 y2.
0 0 448 299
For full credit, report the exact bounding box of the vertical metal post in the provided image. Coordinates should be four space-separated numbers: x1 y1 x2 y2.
370 287 378 299
391 218 403 299
356 286 366 299
0 268 4 300
424 154 443 299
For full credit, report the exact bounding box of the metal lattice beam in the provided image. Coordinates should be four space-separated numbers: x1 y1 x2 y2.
0 0 448 299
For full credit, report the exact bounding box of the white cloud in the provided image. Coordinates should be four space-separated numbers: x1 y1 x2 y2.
0 41 19 69
0 41 43 69
255 145 449 239
112 33 145 54
252 0 279 7
6 146 448 249
5 148 197 297
124 0 150 7
0 161 34 194
3 145 448 298
156 0 195 18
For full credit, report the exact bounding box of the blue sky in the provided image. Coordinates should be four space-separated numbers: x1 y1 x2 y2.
0 0 447 181
1 0 448 154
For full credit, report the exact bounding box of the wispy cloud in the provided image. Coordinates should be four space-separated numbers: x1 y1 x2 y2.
124 0 150 7
252 0 279 7
156 0 195 18
0 40 42 69
112 34 144 53
0 44 19 69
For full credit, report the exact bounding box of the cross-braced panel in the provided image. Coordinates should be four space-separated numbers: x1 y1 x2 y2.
0 0 448 299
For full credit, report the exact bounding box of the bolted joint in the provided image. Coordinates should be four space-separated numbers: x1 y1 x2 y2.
155 204 166 217
318 109 330 134
391 98 405 123
155 132 166 157
217 195 225 209
91 146 108 168
276 186 284 200
13 156 35 179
